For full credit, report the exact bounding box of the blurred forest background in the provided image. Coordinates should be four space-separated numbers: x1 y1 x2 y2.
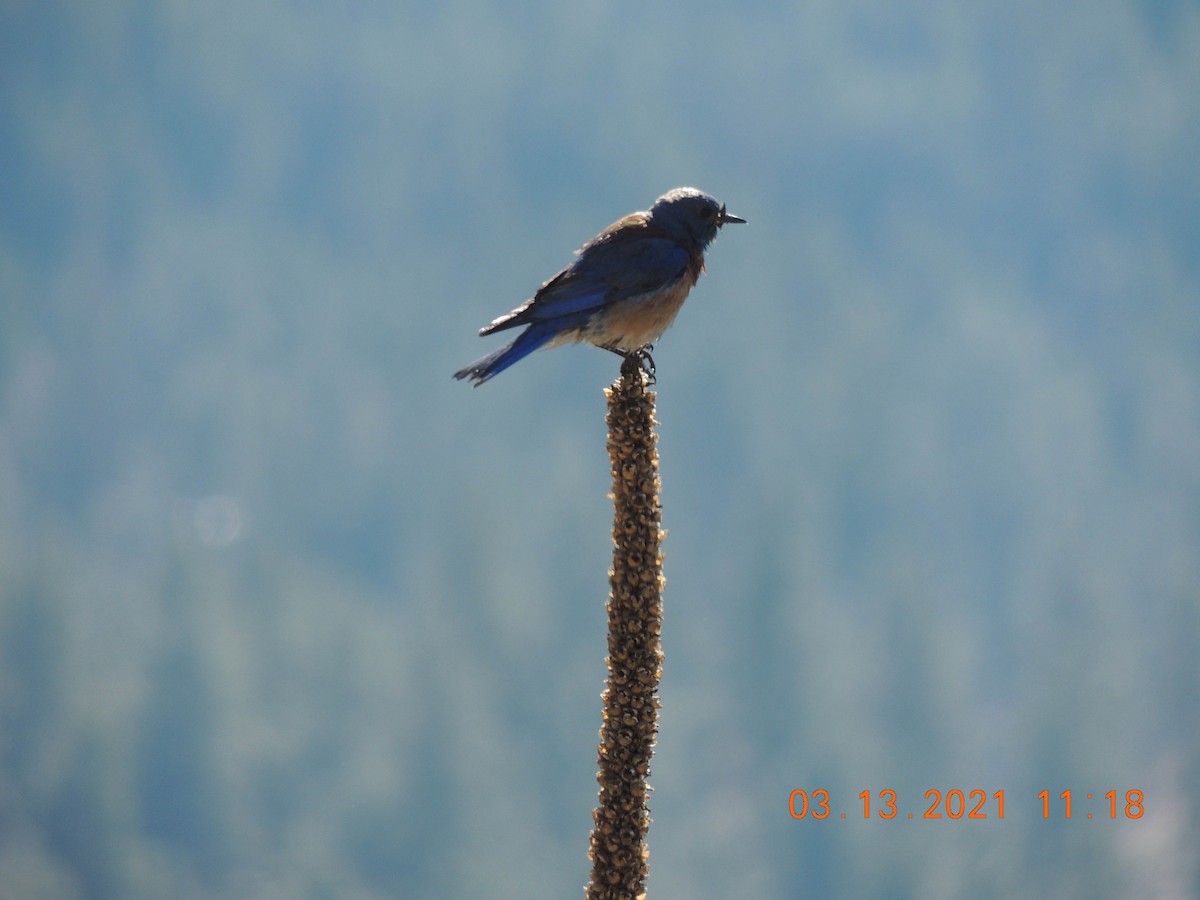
2 1 1198 898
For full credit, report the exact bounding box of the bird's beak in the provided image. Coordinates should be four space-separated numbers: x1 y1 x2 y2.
719 210 747 225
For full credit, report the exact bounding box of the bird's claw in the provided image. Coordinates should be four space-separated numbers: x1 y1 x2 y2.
620 345 656 385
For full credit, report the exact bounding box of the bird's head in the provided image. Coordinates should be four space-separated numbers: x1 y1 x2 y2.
649 187 746 248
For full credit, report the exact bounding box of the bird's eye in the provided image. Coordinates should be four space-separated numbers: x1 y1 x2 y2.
698 206 714 219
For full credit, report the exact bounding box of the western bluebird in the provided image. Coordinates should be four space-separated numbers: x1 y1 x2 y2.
453 187 745 386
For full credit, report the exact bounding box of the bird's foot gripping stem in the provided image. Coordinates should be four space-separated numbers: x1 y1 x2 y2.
613 344 656 385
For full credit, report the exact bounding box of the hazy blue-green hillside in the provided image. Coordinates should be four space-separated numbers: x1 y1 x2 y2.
2 2 1197 898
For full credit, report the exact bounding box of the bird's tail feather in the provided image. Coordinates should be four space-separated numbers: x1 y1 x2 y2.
452 326 556 386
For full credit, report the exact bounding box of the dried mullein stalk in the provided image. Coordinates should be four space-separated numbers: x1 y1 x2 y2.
586 362 665 900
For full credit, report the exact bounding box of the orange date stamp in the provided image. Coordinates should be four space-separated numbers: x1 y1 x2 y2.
788 789 1145 820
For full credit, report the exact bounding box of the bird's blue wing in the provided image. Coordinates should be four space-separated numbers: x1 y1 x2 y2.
482 233 689 335
573 236 690 299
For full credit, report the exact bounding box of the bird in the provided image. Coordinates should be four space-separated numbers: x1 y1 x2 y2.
453 187 745 386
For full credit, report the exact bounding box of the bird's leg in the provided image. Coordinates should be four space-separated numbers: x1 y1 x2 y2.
603 344 656 384
636 345 656 383
602 345 626 361
621 345 656 384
